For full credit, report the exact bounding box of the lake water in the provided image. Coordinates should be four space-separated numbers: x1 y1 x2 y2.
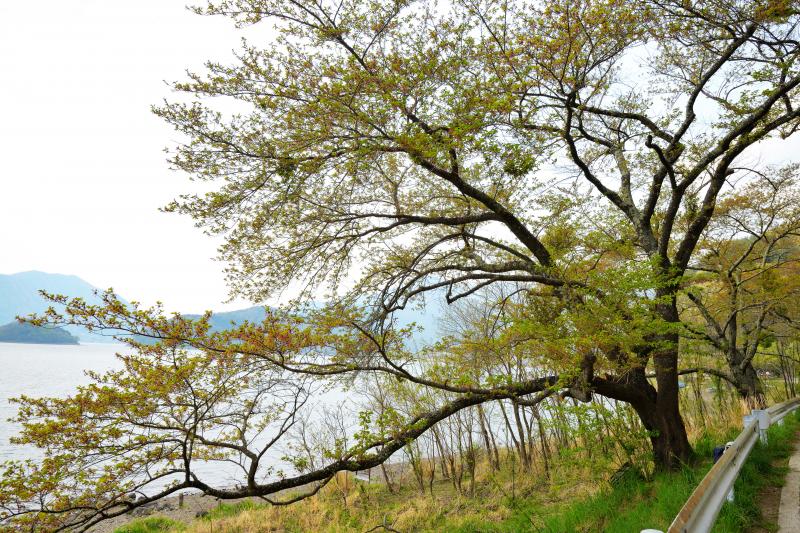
0 342 353 493
0 342 123 463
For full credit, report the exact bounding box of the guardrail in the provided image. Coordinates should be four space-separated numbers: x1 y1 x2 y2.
642 397 800 533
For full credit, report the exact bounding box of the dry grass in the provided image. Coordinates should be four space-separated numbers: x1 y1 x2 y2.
171 450 609 533
119 387 776 533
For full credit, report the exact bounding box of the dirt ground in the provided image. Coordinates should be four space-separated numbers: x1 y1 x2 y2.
83 465 400 532
747 431 799 533
88 492 255 533
749 479 783 533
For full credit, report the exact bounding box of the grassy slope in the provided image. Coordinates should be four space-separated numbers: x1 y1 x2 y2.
461 410 797 533
116 410 800 533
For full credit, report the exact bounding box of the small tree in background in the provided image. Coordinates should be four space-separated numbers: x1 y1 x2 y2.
683 168 800 403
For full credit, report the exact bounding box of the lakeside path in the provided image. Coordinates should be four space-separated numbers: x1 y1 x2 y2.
779 437 800 532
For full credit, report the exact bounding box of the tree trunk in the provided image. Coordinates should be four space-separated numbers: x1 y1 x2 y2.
511 401 531 470
651 358 693 467
380 463 395 494
531 404 551 476
499 401 526 468
631 393 693 470
593 357 693 470
730 359 766 407
778 340 798 398
478 404 501 469
649 300 694 468
725 282 766 406
724 344 766 406
476 404 499 471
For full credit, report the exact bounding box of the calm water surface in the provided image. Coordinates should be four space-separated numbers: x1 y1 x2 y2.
0 342 349 491
0 342 122 463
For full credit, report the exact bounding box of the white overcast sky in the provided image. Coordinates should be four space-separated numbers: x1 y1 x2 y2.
0 1 262 312
3 2 800 314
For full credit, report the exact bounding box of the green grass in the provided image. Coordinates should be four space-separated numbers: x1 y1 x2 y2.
450 461 712 532
113 500 262 533
198 500 262 521
113 516 185 533
712 410 799 532
453 411 800 533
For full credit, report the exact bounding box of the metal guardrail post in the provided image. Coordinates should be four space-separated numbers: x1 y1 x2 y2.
753 409 770 444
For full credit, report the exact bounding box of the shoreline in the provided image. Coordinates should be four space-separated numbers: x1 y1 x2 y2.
88 491 250 533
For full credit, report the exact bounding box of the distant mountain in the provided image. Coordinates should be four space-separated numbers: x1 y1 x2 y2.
0 321 79 345
185 306 269 332
186 304 440 346
0 271 121 343
0 271 442 346
0 272 272 344
0 271 105 324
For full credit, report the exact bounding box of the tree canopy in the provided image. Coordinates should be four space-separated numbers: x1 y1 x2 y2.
154 0 800 465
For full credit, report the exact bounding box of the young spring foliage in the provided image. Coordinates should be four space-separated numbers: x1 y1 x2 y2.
5 0 800 529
